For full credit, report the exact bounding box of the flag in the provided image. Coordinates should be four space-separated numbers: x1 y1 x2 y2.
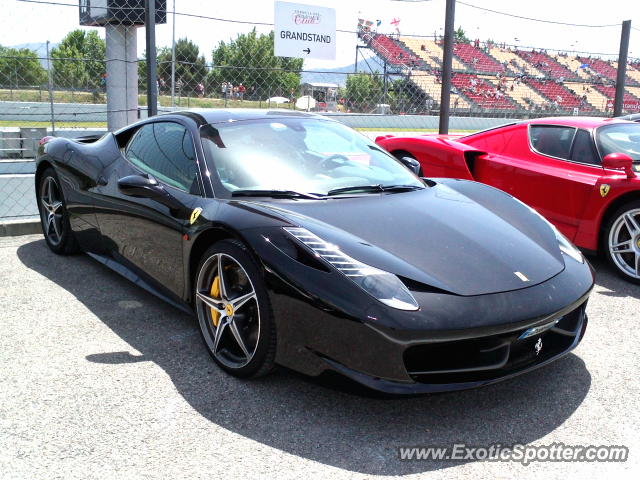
358 18 374 32
376 20 381 27
580 63 589 69
390 18 401 27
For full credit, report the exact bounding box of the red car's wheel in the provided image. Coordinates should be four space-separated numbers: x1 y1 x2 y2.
605 200 640 285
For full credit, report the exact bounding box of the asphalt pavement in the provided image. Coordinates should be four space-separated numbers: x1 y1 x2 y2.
1 234 639 479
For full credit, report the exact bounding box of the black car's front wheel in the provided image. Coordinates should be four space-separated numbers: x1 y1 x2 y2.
38 168 78 254
194 239 276 378
605 200 640 285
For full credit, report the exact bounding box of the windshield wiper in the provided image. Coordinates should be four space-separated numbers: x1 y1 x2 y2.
326 184 424 196
231 189 324 200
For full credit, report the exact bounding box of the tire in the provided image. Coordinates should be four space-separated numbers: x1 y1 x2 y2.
194 239 277 378
38 167 79 255
604 200 640 285
392 151 424 177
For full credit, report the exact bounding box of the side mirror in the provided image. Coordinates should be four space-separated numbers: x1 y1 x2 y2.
118 173 164 199
400 157 421 175
602 153 637 179
118 174 185 212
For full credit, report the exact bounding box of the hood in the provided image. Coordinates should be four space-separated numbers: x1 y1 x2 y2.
247 180 565 297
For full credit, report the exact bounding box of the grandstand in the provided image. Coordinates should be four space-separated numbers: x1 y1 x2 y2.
594 85 640 109
515 51 578 81
526 79 588 110
504 79 549 109
565 82 610 111
399 37 468 71
620 62 640 83
357 27 640 116
587 58 621 82
450 74 517 109
452 43 503 74
410 72 472 110
552 56 594 81
487 48 545 77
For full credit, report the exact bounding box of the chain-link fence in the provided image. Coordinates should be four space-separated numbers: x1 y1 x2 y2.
1 0 639 220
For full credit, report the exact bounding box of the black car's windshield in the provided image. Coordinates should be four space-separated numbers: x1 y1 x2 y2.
199 117 423 197
595 123 640 162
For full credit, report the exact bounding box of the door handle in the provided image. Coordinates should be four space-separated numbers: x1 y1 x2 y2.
97 176 108 186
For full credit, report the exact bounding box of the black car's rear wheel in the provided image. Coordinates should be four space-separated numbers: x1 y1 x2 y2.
194 239 276 378
605 201 640 285
38 168 78 254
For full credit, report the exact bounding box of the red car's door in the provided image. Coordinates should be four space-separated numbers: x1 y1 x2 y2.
486 125 604 241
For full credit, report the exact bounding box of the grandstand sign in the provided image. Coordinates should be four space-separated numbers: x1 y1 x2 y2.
274 2 336 60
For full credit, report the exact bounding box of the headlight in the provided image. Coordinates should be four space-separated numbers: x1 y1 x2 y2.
554 228 584 264
284 227 419 311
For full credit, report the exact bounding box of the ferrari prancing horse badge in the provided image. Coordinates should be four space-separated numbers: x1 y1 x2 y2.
190 207 203 224
600 184 610 197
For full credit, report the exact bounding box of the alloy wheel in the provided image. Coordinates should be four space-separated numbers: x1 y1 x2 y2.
40 176 64 246
195 253 261 369
608 208 640 280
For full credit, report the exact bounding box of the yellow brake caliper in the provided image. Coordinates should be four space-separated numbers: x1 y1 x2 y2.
210 276 221 327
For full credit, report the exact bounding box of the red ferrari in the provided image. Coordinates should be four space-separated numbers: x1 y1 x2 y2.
376 117 640 284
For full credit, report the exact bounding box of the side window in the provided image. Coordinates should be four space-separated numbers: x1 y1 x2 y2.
125 122 200 193
530 126 576 160
569 129 600 166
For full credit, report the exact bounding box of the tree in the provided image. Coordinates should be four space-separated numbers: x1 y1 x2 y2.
157 38 208 94
209 29 304 98
51 29 106 89
0 45 47 87
345 72 384 112
454 27 470 44
439 26 470 44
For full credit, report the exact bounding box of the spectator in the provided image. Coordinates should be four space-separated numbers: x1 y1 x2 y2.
238 83 245 101
249 85 256 100
420 44 426 51
289 87 296 103
233 86 239 100
221 82 228 98
196 81 204 98
159 77 167 95
100 73 107 91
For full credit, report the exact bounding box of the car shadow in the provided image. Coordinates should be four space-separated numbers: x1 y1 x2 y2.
17 239 592 476
587 254 640 300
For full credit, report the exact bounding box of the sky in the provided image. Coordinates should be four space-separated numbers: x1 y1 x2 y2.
2 0 639 70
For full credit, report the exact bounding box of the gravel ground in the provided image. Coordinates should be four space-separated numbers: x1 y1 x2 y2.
1 234 639 480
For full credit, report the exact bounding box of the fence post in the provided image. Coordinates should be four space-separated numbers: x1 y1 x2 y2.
613 20 631 117
171 0 176 108
439 0 456 134
145 0 158 117
46 40 56 135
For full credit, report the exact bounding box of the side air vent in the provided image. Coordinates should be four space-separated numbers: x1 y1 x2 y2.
463 150 487 177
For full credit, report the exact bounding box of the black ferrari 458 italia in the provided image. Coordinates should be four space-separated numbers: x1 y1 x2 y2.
36 109 595 393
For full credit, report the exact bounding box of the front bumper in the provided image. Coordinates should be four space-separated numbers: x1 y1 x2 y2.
321 301 588 393
242 227 595 393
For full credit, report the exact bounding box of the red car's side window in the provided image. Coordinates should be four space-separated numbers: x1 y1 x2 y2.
529 126 576 160
569 130 600 166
